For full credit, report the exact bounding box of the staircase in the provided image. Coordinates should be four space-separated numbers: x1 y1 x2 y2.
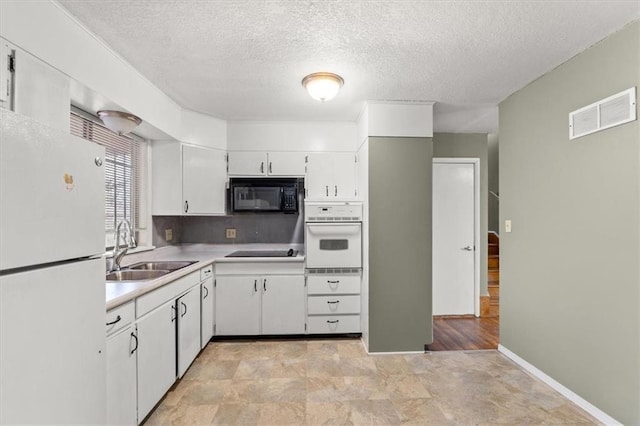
488 232 500 317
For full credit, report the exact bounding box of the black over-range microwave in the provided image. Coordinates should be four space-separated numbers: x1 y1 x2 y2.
229 178 300 213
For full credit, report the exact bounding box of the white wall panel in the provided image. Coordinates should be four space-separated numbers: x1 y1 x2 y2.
227 120 357 152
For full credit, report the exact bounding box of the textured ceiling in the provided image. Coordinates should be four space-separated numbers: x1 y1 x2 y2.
58 1 639 131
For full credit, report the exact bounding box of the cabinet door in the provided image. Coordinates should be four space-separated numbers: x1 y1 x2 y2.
136 300 176 422
305 152 333 199
106 326 137 426
177 287 202 378
228 151 267 176
332 152 357 199
261 276 305 334
215 276 261 335
182 145 226 214
201 278 214 349
267 152 306 176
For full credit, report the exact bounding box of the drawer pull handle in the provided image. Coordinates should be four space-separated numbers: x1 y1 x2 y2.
171 305 177 322
327 300 340 304
327 280 340 284
327 320 340 324
181 301 187 318
106 315 121 326
130 332 138 355
254 279 258 292
203 285 209 299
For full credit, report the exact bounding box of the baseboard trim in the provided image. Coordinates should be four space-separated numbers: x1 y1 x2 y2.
497 344 621 425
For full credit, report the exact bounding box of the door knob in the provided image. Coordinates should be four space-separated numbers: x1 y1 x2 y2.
462 246 474 251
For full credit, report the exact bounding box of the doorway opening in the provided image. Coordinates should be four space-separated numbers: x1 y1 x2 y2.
429 158 499 351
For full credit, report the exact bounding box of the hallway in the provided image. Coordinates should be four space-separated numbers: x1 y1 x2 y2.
428 316 499 351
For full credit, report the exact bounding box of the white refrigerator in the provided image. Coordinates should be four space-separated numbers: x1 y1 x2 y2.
0 109 107 424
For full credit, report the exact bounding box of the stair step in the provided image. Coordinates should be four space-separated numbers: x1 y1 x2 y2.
488 232 500 245
488 255 500 269
488 269 499 283
489 243 499 255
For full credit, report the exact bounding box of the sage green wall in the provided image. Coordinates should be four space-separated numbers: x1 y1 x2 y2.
368 137 433 352
499 21 639 424
433 133 489 297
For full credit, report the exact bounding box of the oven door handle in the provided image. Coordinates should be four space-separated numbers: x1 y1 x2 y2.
306 224 361 236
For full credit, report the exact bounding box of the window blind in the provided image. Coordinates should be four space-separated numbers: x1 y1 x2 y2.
70 111 148 248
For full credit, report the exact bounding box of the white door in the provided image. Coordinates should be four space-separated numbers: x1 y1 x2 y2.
0 259 106 424
227 151 268 176
305 152 333 199
261 276 305 334
201 278 214 348
106 326 137 426
332 152 357 199
215 276 261 335
136 300 176 421
432 161 477 316
267 152 306 176
177 288 201 378
182 145 226 214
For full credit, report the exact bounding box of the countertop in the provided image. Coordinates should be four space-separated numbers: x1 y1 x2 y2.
106 243 304 311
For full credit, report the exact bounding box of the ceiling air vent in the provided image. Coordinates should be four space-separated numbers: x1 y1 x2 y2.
569 87 636 139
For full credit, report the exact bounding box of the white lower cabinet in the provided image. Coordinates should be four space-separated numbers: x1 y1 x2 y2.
106 325 137 426
136 300 177 422
200 276 214 348
215 276 261 335
177 287 201 378
261 276 305 334
215 274 305 335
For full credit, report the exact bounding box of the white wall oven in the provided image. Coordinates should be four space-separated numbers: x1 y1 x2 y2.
305 202 362 270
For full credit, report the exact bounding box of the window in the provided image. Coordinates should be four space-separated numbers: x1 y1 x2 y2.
70 110 148 248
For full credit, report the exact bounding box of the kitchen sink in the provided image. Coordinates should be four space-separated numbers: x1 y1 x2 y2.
126 260 196 271
106 269 169 281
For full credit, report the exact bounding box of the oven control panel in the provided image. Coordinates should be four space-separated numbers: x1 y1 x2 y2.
304 202 363 222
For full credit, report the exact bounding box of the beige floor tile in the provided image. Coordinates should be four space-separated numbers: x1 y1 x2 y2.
262 378 307 403
270 358 307 378
373 355 413 377
391 398 452 425
306 401 353 425
258 401 306 425
349 399 403 425
179 380 230 406
233 359 274 379
211 403 261 425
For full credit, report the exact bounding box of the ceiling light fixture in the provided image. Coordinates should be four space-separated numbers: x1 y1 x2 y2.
97 110 142 135
302 72 344 102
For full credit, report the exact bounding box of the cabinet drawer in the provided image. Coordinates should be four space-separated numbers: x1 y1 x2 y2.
136 271 200 317
307 315 361 334
307 275 360 295
307 295 360 315
200 264 213 281
106 301 134 336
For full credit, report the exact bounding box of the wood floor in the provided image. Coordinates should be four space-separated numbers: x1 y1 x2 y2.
427 316 499 351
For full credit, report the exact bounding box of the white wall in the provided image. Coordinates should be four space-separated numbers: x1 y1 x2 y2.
227 121 357 152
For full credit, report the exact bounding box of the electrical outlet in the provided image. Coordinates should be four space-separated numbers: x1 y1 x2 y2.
505 220 512 233
165 228 173 241
226 228 236 239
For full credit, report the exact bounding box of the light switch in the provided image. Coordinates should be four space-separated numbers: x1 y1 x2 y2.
505 220 512 233
226 228 236 239
165 228 173 241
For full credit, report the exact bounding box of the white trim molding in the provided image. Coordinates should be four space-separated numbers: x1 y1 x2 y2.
498 345 622 425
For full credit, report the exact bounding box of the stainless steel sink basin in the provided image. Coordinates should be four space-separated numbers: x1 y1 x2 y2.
106 269 169 281
126 261 196 271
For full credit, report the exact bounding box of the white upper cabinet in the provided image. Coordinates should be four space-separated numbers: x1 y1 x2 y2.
228 151 306 176
306 152 358 200
182 145 226 214
152 141 226 215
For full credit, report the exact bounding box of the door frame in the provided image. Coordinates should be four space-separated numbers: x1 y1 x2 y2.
433 158 481 316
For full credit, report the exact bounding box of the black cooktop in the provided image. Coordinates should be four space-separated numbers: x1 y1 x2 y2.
225 249 298 258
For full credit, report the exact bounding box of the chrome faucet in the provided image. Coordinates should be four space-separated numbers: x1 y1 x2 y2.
112 219 136 271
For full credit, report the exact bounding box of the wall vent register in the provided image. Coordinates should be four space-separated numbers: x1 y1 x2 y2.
569 87 636 139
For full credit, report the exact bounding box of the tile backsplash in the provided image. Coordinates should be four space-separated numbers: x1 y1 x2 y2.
152 213 304 246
